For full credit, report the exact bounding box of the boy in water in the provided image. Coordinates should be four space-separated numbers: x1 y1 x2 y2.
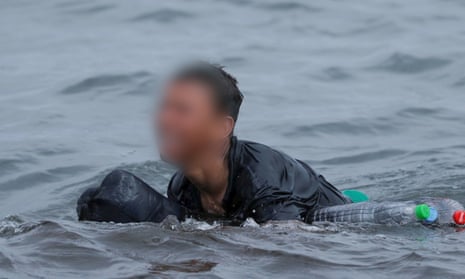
77 62 347 224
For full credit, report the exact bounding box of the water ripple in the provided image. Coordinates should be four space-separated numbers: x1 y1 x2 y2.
370 53 451 74
319 66 353 81
0 216 48 240
284 120 398 137
259 2 320 12
0 165 94 191
130 9 194 23
319 149 407 165
60 72 153 95
63 4 115 15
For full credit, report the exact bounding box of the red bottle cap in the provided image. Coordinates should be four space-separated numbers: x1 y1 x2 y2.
453 210 465 225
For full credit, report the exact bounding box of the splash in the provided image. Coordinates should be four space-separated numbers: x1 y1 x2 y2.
0 215 41 237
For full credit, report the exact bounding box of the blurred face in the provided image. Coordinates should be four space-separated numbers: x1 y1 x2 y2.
156 79 233 166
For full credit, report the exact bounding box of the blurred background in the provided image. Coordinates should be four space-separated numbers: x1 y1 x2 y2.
1 0 465 278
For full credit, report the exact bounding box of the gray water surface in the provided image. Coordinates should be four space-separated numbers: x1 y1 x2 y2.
1 0 465 278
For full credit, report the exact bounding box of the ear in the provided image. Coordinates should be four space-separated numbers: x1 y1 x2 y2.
220 116 235 139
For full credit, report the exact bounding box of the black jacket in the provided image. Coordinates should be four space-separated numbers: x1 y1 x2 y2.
167 137 348 223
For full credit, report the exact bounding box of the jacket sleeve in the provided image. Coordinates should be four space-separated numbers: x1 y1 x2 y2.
245 186 303 223
77 169 186 223
167 172 183 202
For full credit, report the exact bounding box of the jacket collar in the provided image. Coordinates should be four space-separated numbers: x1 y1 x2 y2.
221 136 239 213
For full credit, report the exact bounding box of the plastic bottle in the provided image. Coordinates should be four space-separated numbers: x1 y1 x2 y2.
311 201 431 225
417 197 465 225
342 190 369 203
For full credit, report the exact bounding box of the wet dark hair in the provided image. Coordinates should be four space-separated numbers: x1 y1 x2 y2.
172 62 244 123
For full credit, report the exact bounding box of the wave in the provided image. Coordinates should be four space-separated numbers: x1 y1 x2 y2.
130 9 194 23
369 52 451 74
259 2 320 12
60 71 154 95
61 4 115 15
0 215 41 238
319 149 406 165
283 106 464 138
284 119 399 137
318 66 353 81
0 165 94 191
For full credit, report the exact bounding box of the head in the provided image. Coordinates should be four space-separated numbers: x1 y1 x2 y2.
156 62 243 166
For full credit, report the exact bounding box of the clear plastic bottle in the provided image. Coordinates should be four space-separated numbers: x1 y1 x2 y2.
311 201 431 225
417 198 465 225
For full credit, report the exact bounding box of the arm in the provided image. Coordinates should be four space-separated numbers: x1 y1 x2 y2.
246 187 303 223
167 172 184 202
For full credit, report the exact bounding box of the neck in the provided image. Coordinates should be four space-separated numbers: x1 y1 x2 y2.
184 138 230 199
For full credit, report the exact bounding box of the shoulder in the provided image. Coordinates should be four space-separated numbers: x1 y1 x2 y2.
232 138 300 191
235 138 294 170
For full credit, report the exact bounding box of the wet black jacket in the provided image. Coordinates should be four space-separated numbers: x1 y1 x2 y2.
167 137 347 223
77 137 347 224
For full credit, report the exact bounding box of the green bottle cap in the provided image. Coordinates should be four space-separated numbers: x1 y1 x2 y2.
415 204 430 220
342 190 369 203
